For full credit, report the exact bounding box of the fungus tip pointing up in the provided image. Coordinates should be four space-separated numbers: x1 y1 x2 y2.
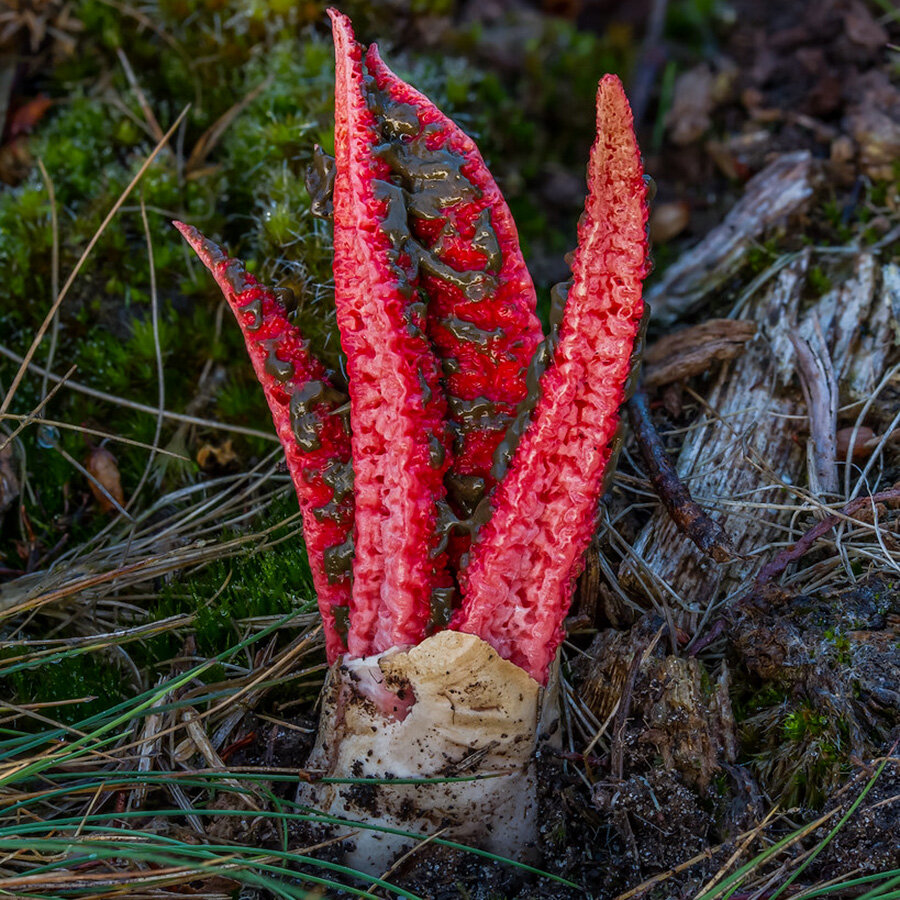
454 73 648 684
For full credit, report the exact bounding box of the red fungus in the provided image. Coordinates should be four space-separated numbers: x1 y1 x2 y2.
178 15 647 686
363 42 544 548
330 11 454 656
179 13 649 867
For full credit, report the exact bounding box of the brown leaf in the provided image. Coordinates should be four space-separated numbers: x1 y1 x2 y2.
0 441 19 515
643 319 757 389
5 94 51 140
845 70 900 180
849 106 900 181
85 445 125 513
836 426 879 461
666 64 735 147
666 65 716 146
843 0 888 51
196 438 239 472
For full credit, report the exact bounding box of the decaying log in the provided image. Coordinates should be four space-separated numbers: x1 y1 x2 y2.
620 250 899 616
648 151 818 326
578 617 737 793
773 252 893 400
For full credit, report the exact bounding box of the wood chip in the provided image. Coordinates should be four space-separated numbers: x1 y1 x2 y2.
643 319 757 389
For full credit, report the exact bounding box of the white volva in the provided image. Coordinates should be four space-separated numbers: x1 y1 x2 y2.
300 631 560 873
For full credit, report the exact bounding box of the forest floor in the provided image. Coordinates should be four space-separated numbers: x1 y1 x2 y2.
0 0 898 897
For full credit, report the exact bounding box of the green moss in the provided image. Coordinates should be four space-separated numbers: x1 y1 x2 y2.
824 626 853 665
0 645 127 726
807 265 833 296
783 702 831 742
742 238 782 278
152 493 316 659
0 492 318 731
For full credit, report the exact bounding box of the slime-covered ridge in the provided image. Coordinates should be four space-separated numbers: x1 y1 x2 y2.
330 11 454 656
362 41 544 600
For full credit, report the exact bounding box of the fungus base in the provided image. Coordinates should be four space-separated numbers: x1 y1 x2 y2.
300 631 560 873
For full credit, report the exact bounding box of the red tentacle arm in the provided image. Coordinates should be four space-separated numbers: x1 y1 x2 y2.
330 11 453 657
453 76 649 684
363 45 543 540
174 222 353 663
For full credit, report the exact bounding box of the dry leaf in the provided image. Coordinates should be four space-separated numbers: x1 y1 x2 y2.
843 0 888 51
666 65 716 146
649 200 691 244
836 426 877 461
0 441 19 515
5 94 51 139
666 64 735 146
85 445 125 513
196 438 239 471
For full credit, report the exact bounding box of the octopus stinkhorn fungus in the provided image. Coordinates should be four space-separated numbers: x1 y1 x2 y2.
175 9 648 873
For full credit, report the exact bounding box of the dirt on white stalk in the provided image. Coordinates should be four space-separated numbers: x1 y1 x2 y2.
300 631 560 873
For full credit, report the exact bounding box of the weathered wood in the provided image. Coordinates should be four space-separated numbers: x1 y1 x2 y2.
620 252 810 610
774 252 892 399
648 152 818 326
643 319 757 389
619 251 899 622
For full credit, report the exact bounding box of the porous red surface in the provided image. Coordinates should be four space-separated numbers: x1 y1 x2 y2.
364 45 543 497
453 76 649 684
330 12 452 656
174 222 353 663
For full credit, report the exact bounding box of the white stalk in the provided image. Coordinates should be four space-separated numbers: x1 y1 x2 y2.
300 631 560 874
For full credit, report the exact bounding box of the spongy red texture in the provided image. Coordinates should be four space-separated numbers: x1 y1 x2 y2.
174 222 353 664
453 76 649 684
330 12 452 656
364 45 543 500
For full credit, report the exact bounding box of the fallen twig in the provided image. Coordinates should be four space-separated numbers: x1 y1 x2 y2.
754 486 900 587
628 390 738 563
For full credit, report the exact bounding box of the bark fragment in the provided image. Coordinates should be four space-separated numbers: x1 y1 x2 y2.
642 318 756 390
648 152 818 325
